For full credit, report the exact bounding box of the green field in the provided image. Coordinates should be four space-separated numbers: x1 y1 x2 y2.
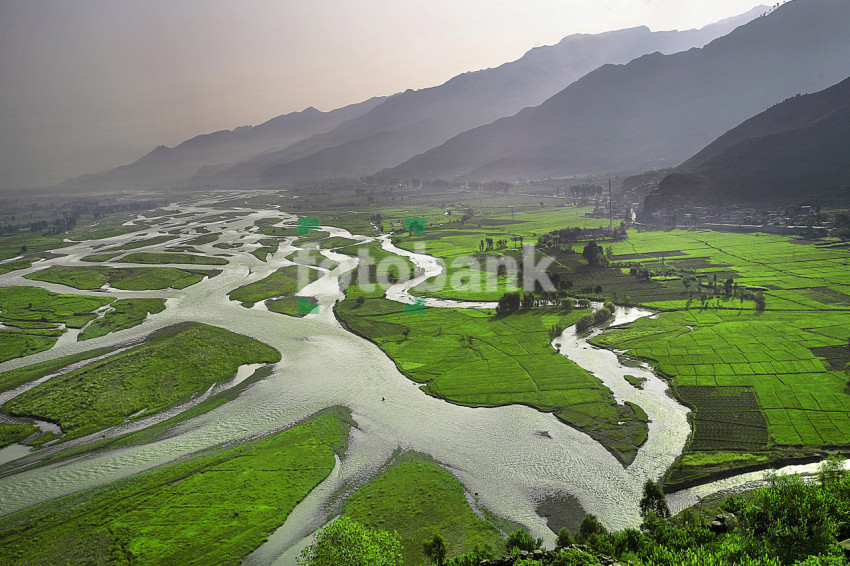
25 265 207 290
342 454 505 565
2 323 281 441
229 265 320 307
118 252 229 265
0 410 348 565
266 296 317 317
78 298 167 341
583 228 850 485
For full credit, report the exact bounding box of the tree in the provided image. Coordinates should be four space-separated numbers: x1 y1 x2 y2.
423 533 447 566
817 456 847 488
576 514 607 543
582 241 605 267
754 291 766 311
640 479 670 519
298 516 402 566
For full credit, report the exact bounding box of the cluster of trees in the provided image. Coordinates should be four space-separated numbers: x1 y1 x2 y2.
495 291 588 317
298 458 850 566
567 184 605 199
582 241 612 267
575 301 615 332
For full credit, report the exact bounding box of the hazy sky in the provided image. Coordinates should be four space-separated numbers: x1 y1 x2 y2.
0 0 766 190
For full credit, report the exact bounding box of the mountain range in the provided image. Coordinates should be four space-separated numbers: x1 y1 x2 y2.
644 75 850 211
381 0 850 182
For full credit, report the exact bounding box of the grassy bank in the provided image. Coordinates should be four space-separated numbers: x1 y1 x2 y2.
2 323 281 441
78 298 166 341
25 265 207 290
0 410 349 565
229 265 320 307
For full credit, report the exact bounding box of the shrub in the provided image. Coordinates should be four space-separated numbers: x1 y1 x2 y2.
557 526 575 547
505 529 543 553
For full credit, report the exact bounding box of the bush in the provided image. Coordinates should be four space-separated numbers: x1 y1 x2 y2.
603 300 615 313
575 314 595 331
576 514 607 543
557 526 575 547
445 545 494 566
739 473 838 564
505 529 543 553
298 516 402 566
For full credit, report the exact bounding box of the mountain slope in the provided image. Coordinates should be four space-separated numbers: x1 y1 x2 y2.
644 76 850 210
58 97 386 190
209 7 764 185
382 0 850 182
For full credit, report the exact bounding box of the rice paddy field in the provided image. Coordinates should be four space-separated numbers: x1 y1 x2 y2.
585 229 850 487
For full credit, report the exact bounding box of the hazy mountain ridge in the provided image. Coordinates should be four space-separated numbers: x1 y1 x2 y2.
644 76 850 210
382 0 850 182
58 97 386 190
204 7 764 185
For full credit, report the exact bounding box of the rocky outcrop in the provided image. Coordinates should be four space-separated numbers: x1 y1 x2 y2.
478 545 630 565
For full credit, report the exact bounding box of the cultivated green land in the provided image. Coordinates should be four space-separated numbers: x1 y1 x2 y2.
2 323 281 441
585 229 850 486
0 411 347 565
229 265 320 307
118 251 229 265
25 265 207 290
78 298 167 341
342 455 505 565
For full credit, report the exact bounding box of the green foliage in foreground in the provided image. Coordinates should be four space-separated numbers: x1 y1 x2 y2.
0 423 39 448
299 516 403 566
118 251 229 265
320 460 850 566
0 412 347 566
25 264 206 290
229 265 319 307
78 298 166 341
341 457 504 565
2 323 281 440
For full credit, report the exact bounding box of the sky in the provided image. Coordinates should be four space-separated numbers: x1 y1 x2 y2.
0 0 767 191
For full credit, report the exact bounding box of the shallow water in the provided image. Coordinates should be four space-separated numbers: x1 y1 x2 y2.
0 194 706 565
